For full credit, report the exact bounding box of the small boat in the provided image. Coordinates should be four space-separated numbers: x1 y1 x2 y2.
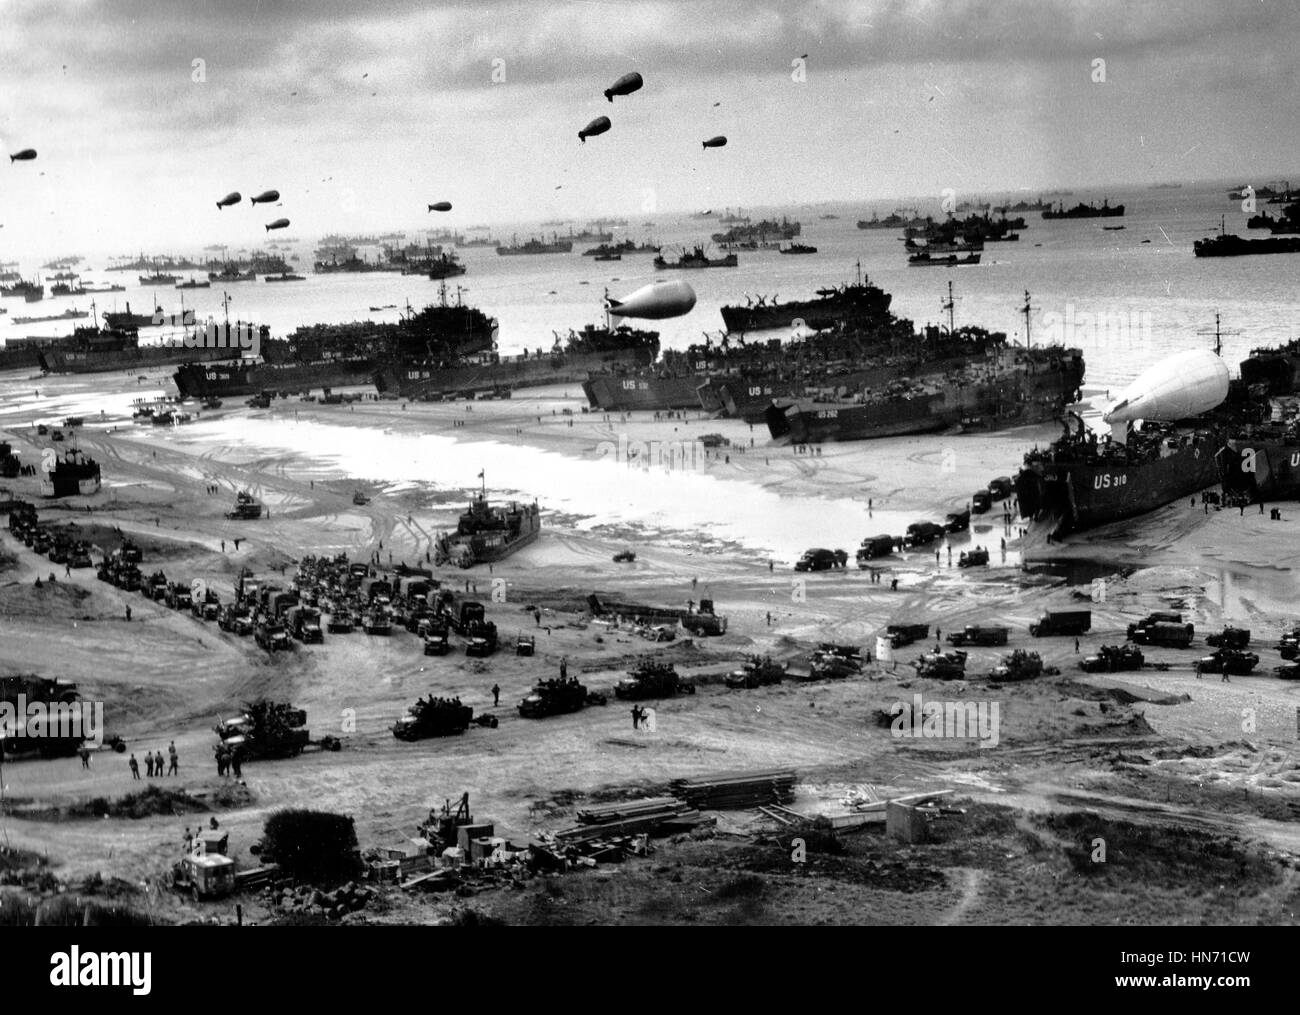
265 272 305 282
779 243 818 255
176 277 211 289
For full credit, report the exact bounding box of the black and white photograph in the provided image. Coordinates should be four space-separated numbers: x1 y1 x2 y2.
0 0 1295 971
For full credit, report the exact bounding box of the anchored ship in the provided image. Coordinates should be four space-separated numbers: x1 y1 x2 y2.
1041 200 1124 220
720 262 892 333
495 234 573 255
654 245 738 269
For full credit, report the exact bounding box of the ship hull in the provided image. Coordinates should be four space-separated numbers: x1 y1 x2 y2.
375 347 652 400
766 354 1084 442
1016 434 1224 536
41 343 246 375
582 374 705 411
719 294 892 333
41 473 101 498
1223 438 1300 499
173 359 376 397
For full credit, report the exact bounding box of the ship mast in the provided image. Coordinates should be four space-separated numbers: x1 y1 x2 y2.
1020 290 1035 348
941 280 959 335
1197 312 1238 358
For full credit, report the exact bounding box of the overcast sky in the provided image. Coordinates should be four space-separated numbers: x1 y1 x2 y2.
1 0 1297 253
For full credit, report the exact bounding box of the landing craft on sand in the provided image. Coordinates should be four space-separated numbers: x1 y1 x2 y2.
606 279 696 320
216 192 241 210
604 71 643 102
265 218 290 231
250 190 280 205
579 116 611 143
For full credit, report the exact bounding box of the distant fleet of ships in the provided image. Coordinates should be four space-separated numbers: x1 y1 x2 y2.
6 194 1300 539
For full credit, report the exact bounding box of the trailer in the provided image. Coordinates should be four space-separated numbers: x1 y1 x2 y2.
947 624 1009 647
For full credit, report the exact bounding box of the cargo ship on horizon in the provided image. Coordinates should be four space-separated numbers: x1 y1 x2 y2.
1041 200 1125 220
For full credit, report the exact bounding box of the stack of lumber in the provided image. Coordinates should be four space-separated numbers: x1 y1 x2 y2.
670 768 796 810
555 797 698 842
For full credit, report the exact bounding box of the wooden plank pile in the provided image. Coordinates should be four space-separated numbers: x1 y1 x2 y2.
555 797 702 843
670 768 796 810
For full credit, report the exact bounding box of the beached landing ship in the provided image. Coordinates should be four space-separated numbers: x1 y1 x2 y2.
40 448 101 498
374 320 660 401
765 344 1084 443
1016 349 1230 538
433 478 541 569
40 320 262 375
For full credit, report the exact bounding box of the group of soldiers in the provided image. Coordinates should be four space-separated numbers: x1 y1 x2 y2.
415 694 463 711
213 742 244 778
127 742 178 779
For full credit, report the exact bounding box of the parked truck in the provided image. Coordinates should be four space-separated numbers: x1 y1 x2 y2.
1205 627 1251 650
1128 620 1194 648
914 649 967 679
286 605 323 644
614 660 694 700
886 623 930 648
947 625 1009 647
255 617 292 652
1079 644 1145 673
1029 610 1092 637
856 535 896 565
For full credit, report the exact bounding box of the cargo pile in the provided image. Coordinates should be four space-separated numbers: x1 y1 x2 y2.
670 769 796 810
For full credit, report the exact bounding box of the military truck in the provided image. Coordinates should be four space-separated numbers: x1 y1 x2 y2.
191 587 221 621
286 605 323 643
943 510 970 534
947 625 1009 647
423 619 451 655
1029 610 1092 637
724 656 788 689
614 660 694 700
143 570 169 600
327 608 355 634
807 646 861 681
392 697 476 740
518 677 604 718
886 623 930 648
856 535 896 565
1275 662 1300 680
1127 618 1194 648
987 477 1013 500
903 522 944 548
516 634 536 656
1197 648 1260 675
1205 627 1251 650
362 607 392 636
795 547 848 571
914 649 967 679
225 490 263 519
464 620 499 657
214 700 330 760
254 617 292 652
0 675 86 759
164 582 193 612
173 851 236 903
218 604 253 636
957 547 989 568
989 649 1048 682
970 490 992 514
1279 625 1300 661
1079 644 1145 673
